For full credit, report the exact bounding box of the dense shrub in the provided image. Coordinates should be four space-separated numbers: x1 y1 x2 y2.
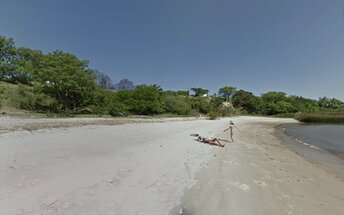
164 95 192 115
208 111 221 120
128 85 163 115
232 90 260 113
12 84 58 111
260 92 295 115
88 88 114 114
108 102 128 116
191 97 212 114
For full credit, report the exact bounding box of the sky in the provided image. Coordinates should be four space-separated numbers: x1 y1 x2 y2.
1 0 344 100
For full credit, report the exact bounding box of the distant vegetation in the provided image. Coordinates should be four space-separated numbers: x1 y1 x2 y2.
296 112 344 124
1 35 343 121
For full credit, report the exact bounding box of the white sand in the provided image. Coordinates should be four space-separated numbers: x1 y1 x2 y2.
1 116 344 215
0 117 222 215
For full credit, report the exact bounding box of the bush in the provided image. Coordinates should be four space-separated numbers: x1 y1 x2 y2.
208 111 220 120
232 90 260 113
129 85 163 115
191 97 212 114
12 84 58 112
89 88 114 114
109 102 128 117
164 95 192 115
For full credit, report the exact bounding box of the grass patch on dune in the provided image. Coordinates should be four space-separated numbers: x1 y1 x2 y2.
0 81 20 112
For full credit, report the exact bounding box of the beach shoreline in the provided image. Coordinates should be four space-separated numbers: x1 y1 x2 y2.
276 124 344 177
1 116 344 215
170 117 344 215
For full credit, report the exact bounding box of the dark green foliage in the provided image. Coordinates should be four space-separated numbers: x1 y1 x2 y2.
210 97 225 110
127 85 163 115
88 88 114 114
0 37 42 84
0 36 17 82
232 90 260 113
191 97 211 114
12 47 43 84
33 50 96 110
261 91 294 115
218 86 236 101
108 102 128 116
288 96 319 113
318 97 343 109
190 88 209 97
164 95 192 115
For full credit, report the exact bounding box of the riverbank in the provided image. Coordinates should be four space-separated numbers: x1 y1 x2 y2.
1 116 344 214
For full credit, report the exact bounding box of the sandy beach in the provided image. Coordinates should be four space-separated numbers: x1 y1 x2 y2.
1 116 344 215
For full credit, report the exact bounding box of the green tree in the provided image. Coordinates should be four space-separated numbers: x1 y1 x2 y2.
261 91 294 115
176 90 189 96
218 86 237 101
129 85 163 115
330 98 343 109
232 90 260 113
191 88 209 97
289 96 319 113
33 50 96 110
0 36 17 82
319 97 343 109
13 47 44 84
191 97 211 114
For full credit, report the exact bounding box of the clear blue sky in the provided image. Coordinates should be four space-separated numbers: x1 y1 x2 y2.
1 0 344 100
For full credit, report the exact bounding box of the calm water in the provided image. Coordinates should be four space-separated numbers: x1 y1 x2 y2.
283 124 344 158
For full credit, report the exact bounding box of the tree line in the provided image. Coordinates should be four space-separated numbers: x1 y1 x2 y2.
1 35 343 117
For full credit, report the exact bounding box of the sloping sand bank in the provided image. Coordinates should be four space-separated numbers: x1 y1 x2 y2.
1 116 343 215
171 117 344 215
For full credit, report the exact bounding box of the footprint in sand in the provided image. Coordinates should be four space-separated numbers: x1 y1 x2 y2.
253 180 266 186
226 181 250 192
287 204 295 214
222 159 240 166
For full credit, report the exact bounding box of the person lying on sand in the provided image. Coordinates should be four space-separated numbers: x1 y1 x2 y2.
223 120 240 142
192 134 225 148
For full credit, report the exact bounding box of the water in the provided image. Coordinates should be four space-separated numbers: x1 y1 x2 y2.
283 124 344 158
281 124 344 175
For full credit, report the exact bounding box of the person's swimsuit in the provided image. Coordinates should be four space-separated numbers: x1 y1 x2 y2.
198 136 210 142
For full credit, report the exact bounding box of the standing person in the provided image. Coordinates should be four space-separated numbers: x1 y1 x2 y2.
224 120 239 142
